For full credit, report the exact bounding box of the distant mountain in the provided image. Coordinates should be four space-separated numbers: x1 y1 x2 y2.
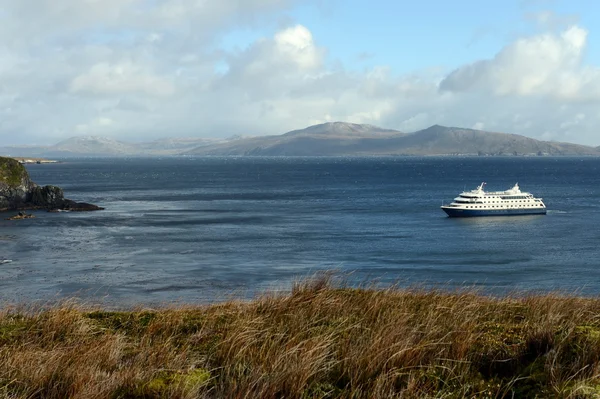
390 125 600 156
134 138 220 155
2 123 598 157
184 122 407 156
185 122 600 156
0 136 221 157
51 136 137 156
283 122 402 138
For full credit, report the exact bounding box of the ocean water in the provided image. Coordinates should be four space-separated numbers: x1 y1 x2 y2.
1 156 600 306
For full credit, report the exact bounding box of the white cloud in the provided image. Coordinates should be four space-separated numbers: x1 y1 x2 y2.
1 3 600 146
0 0 298 45
71 62 175 97
216 24 323 92
439 26 600 102
274 25 321 70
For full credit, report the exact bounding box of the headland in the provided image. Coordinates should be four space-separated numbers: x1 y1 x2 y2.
0 156 102 212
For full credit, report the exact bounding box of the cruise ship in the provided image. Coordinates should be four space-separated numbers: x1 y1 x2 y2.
441 183 546 217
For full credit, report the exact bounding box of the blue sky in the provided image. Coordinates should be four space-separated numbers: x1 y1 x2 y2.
1 0 600 145
223 0 597 73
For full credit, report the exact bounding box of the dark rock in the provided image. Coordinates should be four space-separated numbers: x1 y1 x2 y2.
0 156 102 212
6 211 35 220
59 200 104 212
30 185 66 209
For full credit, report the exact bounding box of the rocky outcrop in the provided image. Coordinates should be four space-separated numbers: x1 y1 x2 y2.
0 157 103 212
0 157 37 210
5 211 34 220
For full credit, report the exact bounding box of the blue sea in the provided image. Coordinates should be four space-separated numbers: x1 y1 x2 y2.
1 157 600 306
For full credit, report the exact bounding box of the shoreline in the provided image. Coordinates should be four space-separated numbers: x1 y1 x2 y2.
11 157 59 164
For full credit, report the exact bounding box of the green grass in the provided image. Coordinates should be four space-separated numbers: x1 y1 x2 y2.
0 157 27 187
1 276 600 398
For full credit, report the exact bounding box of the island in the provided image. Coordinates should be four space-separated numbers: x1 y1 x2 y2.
0 156 103 212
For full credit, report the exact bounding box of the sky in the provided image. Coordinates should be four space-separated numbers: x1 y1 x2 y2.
1 0 600 146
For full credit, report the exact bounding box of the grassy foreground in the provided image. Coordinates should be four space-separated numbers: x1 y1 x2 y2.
2 278 600 398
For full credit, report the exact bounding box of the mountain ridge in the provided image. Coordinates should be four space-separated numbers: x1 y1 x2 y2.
0 136 224 157
282 122 405 138
185 122 600 156
1 122 598 157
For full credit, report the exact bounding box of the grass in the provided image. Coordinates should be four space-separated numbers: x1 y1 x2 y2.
0 157 27 187
1 275 600 398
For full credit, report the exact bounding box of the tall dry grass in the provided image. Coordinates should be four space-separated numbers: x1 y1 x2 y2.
1 275 600 398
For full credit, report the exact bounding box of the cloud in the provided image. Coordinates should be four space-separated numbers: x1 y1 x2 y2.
0 0 300 45
223 24 323 81
440 26 600 102
274 25 321 70
70 62 175 97
1 3 600 147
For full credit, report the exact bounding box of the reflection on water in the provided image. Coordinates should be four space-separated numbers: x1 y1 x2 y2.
452 214 546 226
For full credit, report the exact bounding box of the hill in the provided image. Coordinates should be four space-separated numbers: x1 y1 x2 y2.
394 125 599 156
2 123 598 157
183 122 406 156
282 121 403 138
51 136 138 156
0 137 221 157
185 122 600 156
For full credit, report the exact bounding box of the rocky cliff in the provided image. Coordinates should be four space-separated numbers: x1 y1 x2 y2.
0 157 102 211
